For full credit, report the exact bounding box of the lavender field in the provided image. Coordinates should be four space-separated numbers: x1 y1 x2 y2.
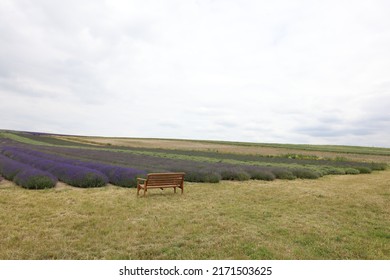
0 131 387 189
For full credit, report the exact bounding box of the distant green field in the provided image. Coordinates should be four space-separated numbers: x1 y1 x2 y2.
0 131 92 147
193 139 390 156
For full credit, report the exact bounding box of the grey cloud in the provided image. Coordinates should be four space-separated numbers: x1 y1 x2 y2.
157 121 182 129
214 120 240 128
295 126 344 138
295 111 390 141
296 126 375 138
315 113 345 124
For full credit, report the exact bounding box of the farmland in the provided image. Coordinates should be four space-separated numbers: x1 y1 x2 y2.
0 130 387 188
0 130 389 259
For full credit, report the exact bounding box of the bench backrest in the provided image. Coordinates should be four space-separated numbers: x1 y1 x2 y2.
146 172 185 187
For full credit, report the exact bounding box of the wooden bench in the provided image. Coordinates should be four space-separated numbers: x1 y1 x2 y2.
137 172 185 196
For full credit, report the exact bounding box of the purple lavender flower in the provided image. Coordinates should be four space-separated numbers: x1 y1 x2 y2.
82 162 146 187
1 146 145 188
0 154 57 189
48 163 108 188
0 154 26 180
14 169 57 189
1 147 108 188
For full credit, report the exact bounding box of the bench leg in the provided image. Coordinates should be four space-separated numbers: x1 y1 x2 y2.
174 187 176 193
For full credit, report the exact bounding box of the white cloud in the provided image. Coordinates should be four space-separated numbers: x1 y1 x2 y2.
1 0 390 147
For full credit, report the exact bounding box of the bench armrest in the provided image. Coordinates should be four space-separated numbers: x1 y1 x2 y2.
137 177 146 182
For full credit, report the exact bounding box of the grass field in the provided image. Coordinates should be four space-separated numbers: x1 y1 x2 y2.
0 169 389 259
0 130 389 259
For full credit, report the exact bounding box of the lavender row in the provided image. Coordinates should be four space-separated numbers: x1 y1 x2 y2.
2 147 146 188
26 145 325 182
2 148 108 188
0 154 57 189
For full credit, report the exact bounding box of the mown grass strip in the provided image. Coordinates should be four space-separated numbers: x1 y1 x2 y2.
0 132 56 146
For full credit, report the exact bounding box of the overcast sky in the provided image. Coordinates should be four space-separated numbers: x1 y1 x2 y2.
1 0 389 147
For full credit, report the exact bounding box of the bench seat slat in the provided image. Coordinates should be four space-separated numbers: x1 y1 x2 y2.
147 177 184 181
146 182 181 186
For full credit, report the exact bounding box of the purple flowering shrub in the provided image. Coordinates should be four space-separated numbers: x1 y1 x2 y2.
2 148 108 188
219 167 251 181
14 169 57 189
291 168 321 179
47 163 108 188
245 167 276 181
0 154 57 189
81 162 146 188
271 168 296 180
33 145 314 182
1 147 145 188
1 145 351 186
183 170 221 183
0 154 25 180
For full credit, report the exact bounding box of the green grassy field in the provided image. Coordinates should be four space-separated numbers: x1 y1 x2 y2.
0 169 389 259
0 130 389 259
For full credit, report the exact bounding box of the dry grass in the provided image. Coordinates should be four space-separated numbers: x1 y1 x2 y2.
0 169 389 260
